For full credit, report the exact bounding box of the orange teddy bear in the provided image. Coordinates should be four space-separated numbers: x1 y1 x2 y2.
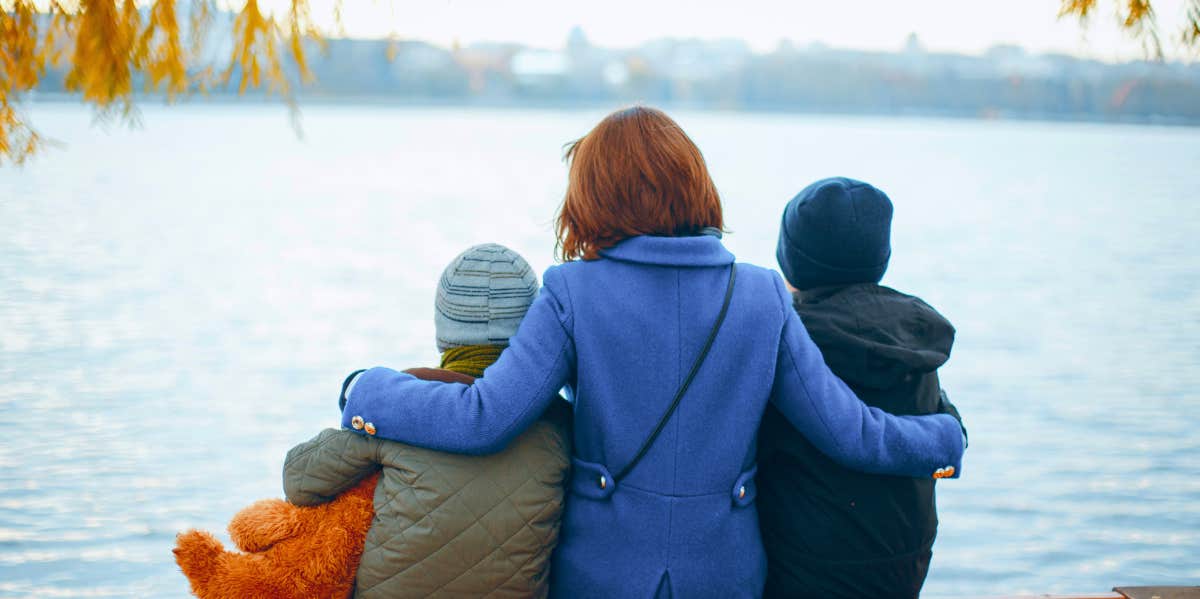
173 472 380 599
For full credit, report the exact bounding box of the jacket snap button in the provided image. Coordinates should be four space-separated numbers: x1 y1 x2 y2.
598 475 607 490
364 422 377 436
738 486 746 500
350 416 365 430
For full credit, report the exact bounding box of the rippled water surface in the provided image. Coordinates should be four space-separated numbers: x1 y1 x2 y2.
1 104 1198 597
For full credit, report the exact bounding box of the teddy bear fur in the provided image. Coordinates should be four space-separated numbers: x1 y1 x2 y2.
173 472 380 599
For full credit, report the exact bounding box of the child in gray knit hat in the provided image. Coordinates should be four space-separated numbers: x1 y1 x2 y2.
435 243 540 355
267 243 569 598
338 243 542 404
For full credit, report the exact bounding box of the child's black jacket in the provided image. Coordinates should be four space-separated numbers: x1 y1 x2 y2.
758 283 959 599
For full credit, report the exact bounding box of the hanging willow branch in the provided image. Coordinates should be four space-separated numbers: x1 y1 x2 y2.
1060 0 1200 59
1185 0 1200 47
0 0 321 165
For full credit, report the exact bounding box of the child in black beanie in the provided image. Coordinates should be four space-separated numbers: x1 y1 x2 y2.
759 177 965 599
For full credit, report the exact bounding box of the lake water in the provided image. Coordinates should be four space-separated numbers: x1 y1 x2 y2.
1 103 1198 597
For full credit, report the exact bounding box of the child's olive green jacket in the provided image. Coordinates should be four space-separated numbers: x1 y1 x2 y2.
283 367 571 599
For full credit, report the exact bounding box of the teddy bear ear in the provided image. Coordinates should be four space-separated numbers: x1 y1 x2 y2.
228 499 305 553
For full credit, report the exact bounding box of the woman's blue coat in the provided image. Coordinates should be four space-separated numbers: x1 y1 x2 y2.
341 235 964 598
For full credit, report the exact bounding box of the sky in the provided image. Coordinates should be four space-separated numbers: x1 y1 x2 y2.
285 0 1197 62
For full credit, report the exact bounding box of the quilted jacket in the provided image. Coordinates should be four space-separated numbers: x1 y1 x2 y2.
283 367 571 599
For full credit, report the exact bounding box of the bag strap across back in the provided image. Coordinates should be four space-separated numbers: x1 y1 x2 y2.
612 264 738 483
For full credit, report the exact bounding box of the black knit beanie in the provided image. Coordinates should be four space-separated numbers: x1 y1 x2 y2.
776 177 893 290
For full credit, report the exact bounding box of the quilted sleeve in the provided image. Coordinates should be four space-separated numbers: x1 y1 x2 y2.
282 428 383 506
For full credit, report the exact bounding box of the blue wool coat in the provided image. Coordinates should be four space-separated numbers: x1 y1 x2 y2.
342 235 964 598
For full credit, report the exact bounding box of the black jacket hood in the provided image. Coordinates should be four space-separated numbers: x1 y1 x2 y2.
793 283 955 390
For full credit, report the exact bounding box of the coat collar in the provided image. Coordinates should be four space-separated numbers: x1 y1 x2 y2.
598 234 735 267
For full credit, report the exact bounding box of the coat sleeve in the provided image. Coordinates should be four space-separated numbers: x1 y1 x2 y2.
768 275 964 478
339 267 577 455
282 428 383 506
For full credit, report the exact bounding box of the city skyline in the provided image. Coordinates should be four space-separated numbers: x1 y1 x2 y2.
276 0 1199 62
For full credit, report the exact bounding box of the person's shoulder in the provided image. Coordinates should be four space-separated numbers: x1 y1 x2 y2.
871 283 923 302
539 261 582 289
734 261 783 282
541 258 619 303
544 257 602 278
734 262 793 315
809 282 934 309
822 283 956 348
871 284 952 323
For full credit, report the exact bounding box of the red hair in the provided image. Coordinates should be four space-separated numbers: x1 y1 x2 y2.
555 106 724 261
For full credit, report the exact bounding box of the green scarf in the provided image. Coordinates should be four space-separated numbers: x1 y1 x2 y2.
439 345 504 378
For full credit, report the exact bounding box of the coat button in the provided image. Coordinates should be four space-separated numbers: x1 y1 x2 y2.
738 486 746 500
933 466 955 479
364 422 376 436
598 475 607 490
350 416 364 430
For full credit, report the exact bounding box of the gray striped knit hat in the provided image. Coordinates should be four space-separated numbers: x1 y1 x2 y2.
435 244 540 352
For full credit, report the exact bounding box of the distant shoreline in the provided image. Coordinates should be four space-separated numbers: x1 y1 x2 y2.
24 92 1200 129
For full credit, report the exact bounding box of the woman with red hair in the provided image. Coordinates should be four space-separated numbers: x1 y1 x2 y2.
337 106 964 597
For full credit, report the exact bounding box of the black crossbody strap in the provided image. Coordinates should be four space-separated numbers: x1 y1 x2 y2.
613 264 738 483
339 368 368 412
